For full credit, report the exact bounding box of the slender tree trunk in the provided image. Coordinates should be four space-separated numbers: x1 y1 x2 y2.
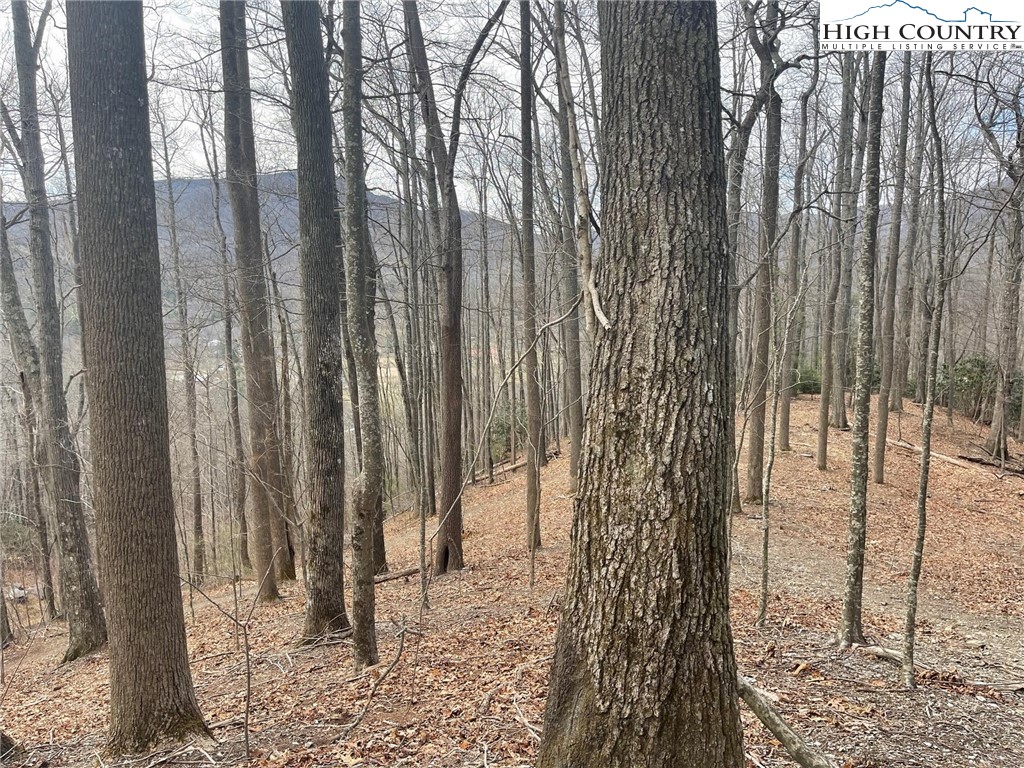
779 48 819 452
745 1 782 503
405 0 510 573
986 204 1023 459
552 2 585 491
10 0 107 661
904 55 948 687
341 0 380 669
68 0 209 750
893 84 927 414
281 0 351 641
873 52 913 484
817 54 855 471
157 122 205 585
220 0 286 597
521 1 542 556
538 5 744 765
839 51 886 649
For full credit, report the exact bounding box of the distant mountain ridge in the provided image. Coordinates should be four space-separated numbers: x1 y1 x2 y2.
837 1 1015 23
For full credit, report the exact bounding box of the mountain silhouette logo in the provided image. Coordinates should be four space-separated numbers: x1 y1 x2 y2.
833 1 1015 23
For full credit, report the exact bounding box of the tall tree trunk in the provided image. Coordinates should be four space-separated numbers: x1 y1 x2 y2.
537 5 744 765
157 121 205 585
281 0 351 641
552 1 585 491
10 0 107 662
839 51 887 649
892 67 927 414
744 0 782 503
405 0 510 573
779 48 819 452
197 102 251 573
817 53 855 471
341 0 380 670
873 51 913 484
220 0 288 597
903 54 948 687
67 0 208 750
521 1 543 555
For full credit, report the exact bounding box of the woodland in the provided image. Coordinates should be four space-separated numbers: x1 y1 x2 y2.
0 0 1023 766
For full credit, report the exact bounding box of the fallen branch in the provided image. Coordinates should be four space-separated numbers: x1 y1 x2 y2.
511 697 541 743
337 623 406 741
890 439 988 474
374 567 420 585
967 679 1024 693
853 644 904 666
737 674 839 768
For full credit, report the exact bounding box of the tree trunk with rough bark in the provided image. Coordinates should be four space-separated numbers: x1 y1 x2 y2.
220 0 289 597
839 51 886 649
745 0 782 503
341 0 380 670
281 0 351 642
874 52 912 484
537 5 744 765
904 53 948 687
9 0 107 662
521 0 543 555
67 0 209 751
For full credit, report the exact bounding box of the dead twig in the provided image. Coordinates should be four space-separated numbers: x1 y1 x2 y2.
337 622 407 741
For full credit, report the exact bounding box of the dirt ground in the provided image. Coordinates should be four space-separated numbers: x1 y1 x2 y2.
2 393 1022 766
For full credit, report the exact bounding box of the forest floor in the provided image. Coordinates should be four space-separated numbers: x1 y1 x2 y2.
3 394 1024 767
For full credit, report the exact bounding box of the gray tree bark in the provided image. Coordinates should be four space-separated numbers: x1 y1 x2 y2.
67 0 208 751
8 0 107 662
873 52 913 483
537 4 744 765
220 0 289 596
839 51 887 649
521 0 543 556
904 53 948 687
341 0 380 670
281 0 351 642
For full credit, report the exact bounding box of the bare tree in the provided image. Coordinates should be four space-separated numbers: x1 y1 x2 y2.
67 0 209 750
903 52 949 688
839 51 886 649
3 0 107 661
341 0 380 670
280 0 350 641
537 4 744 764
520 0 542 556
404 0 510 573
220 0 290 596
